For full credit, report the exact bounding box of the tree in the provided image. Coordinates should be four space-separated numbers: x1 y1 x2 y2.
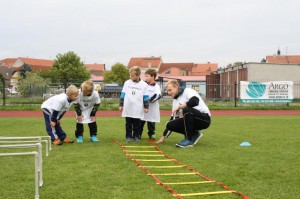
19 63 32 79
17 72 50 97
51 51 91 89
103 63 129 85
0 73 5 106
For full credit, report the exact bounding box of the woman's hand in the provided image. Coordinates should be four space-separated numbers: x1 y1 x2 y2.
155 136 166 144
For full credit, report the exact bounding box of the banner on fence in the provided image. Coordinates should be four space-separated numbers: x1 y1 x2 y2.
240 81 293 103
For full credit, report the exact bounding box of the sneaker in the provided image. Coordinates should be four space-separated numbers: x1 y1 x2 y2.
52 139 63 145
149 134 156 140
77 136 83 143
90 135 99 142
176 139 193 148
191 132 203 145
63 137 74 144
126 137 133 142
134 137 140 142
175 139 186 147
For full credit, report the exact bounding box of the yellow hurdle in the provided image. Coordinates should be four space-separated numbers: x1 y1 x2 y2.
140 165 185 168
135 159 174 162
162 181 216 185
149 172 196 176
126 150 159 153
175 190 235 197
127 154 164 157
124 146 154 148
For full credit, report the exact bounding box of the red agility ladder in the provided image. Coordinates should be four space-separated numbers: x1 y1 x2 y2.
113 140 249 199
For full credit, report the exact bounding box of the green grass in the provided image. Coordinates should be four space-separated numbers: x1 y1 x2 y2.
0 116 299 199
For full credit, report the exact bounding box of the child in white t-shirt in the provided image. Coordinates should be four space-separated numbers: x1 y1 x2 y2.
119 66 149 142
74 80 101 143
41 85 79 145
140 69 161 140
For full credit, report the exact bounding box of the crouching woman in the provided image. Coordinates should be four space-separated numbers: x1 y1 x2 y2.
156 80 211 148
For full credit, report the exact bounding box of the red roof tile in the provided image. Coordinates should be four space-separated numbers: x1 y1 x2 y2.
266 55 300 64
18 57 54 71
159 75 206 81
128 57 162 68
0 58 17 67
158 63 194 74
192 63 218 75
85 63 105 71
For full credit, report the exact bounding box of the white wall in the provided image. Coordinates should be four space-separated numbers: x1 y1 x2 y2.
247 63 300 82
246 63 300 98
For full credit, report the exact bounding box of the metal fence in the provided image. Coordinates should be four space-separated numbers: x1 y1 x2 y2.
0 81 300 108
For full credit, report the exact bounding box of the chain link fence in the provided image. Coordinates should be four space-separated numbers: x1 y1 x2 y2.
0 81 299 108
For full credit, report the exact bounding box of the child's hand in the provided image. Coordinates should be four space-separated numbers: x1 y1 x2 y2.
50 121 56 128
119 107 123 111
156 136 165 144
77 115 83 122
90 116 96 122
144 108 148 113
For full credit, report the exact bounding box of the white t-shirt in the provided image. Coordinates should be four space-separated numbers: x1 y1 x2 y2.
172 88 211 117
121 79 148 119
142 83 161 123
75 90 101 123
41 93 74 119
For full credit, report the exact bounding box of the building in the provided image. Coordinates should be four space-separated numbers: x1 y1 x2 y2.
206 63 300 100
127 56 162 74
158 63 194 76
0 57 105 90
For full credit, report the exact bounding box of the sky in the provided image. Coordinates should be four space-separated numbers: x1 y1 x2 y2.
1 0 299 69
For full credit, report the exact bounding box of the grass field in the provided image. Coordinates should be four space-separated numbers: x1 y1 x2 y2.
0 115 299 199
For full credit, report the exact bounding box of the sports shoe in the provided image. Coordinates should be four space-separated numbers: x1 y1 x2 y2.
126 137 133 142
63 137 74 144
149 134 156 140
134 137 140 142
176 139 193 148
52 139 63 145
90 135 99 142
77 136 83 143
191 132 203 145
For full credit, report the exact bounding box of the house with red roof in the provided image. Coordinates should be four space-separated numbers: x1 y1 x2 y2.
192 62 218 76
266 55 300 64
158 63 194 76
85 63 105 76
0 57 105 91
127 56 162 74
0 58 17 68
11 57 54 71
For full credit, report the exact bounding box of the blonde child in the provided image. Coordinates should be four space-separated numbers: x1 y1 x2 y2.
119 66 149 142
140 69 161 140
73 80 101 143
41 85 79 145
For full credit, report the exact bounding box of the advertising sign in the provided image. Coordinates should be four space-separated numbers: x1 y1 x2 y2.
240 81 293 103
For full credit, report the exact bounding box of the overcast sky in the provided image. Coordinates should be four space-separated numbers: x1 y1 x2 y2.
1 0 299 69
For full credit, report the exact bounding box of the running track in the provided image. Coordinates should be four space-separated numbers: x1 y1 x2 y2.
0 110 299 117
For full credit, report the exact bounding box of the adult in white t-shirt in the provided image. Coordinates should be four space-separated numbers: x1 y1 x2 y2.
156 80 211 148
